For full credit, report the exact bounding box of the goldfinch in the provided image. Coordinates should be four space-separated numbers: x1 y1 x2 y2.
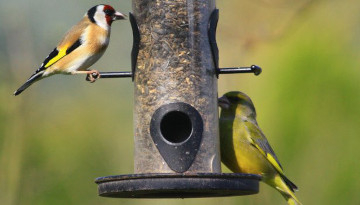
14 4 126 96
218 91 301 205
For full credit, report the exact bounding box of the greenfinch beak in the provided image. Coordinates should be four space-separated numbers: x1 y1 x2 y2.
218 96 230 109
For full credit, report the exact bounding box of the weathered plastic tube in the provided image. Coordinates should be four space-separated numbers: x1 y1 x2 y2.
132 0 220 173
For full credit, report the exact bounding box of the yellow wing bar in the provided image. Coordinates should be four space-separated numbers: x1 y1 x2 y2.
44 46 68 68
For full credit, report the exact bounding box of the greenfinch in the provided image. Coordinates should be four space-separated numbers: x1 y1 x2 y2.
218 91 301 205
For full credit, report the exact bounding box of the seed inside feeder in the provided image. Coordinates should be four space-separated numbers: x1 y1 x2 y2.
133 0 220 173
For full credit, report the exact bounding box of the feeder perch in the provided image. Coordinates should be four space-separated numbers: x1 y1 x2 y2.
95 0 262 198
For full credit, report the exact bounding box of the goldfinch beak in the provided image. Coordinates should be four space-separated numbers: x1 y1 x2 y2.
113 11 126 20
218 96 231 109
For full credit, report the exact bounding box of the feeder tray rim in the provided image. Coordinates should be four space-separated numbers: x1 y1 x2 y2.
95 172 262 184
95 173 262 198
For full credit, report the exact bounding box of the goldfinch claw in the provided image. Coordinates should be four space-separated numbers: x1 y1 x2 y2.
86 70 100 83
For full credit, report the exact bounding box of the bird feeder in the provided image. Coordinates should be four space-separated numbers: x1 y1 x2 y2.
95 0 262 198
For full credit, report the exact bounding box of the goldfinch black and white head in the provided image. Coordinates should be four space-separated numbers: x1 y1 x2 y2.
87 4 126 30
14 5 126 96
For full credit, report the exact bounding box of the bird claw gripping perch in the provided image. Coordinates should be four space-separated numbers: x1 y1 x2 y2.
86 71 101 83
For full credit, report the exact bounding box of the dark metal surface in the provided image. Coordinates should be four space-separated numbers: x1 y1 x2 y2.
98 72 132 78
96 173 261 198
219 65 262 76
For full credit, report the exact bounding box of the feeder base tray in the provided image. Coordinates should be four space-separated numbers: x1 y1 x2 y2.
95 173 261 198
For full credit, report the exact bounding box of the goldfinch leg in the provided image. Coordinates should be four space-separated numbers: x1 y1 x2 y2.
72 70 100 83
86 70 100 83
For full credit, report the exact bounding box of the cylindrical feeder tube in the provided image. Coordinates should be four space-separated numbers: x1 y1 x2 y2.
133 0 219 173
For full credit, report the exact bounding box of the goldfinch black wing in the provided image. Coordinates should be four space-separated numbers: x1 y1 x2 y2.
35 39 82 73
13 19 88 96
35 19 89 74
13 39 82 96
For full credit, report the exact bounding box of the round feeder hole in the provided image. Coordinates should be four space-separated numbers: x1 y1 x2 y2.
160 111 192 144
150 102 204 172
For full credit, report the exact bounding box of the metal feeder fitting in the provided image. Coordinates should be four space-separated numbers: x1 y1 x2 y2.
95 0 262 198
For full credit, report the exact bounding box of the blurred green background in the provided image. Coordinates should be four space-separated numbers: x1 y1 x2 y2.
1 0 359 204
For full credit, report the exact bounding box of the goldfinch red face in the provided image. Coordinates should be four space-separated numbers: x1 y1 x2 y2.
87 5 126 29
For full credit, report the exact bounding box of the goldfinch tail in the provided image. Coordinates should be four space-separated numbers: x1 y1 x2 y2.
267 174 302 205
14 71 43 96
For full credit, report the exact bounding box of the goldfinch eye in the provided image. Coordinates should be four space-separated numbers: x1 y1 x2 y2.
104 9 114 16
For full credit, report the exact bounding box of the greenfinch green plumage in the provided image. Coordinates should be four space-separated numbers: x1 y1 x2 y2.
219 91 301 205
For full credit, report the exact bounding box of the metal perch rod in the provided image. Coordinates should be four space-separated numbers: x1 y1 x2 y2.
93 65 262 79
219 65 262 76
97 71 132 78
